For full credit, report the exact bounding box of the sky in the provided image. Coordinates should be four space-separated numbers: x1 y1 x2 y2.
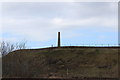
0 2 118 48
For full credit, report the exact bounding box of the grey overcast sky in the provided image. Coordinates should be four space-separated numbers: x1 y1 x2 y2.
1 2 118 48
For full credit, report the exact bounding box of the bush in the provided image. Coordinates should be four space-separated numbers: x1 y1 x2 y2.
0 41 27 56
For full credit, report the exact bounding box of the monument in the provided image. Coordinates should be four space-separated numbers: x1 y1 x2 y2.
58 32 60 47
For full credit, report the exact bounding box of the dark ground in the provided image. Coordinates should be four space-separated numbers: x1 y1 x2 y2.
2 46 120 79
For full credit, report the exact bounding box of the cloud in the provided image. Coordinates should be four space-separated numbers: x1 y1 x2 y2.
1 2 118 43
2 17 56 41
50 17 117 29
0 37 18 42
0 3 2 38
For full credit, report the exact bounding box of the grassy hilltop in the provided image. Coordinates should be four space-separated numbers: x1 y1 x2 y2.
2 47 119 78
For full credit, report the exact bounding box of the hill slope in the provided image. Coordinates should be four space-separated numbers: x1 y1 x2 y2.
2 47 119 78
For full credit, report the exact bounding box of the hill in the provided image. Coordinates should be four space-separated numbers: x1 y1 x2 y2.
2 46 119 78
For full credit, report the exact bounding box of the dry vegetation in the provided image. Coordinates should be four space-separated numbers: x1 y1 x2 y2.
2 47 119 78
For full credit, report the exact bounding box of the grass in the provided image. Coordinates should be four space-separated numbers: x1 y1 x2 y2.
2 47 119 78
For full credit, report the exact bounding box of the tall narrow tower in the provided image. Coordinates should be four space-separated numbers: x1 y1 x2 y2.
58 32 60 47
